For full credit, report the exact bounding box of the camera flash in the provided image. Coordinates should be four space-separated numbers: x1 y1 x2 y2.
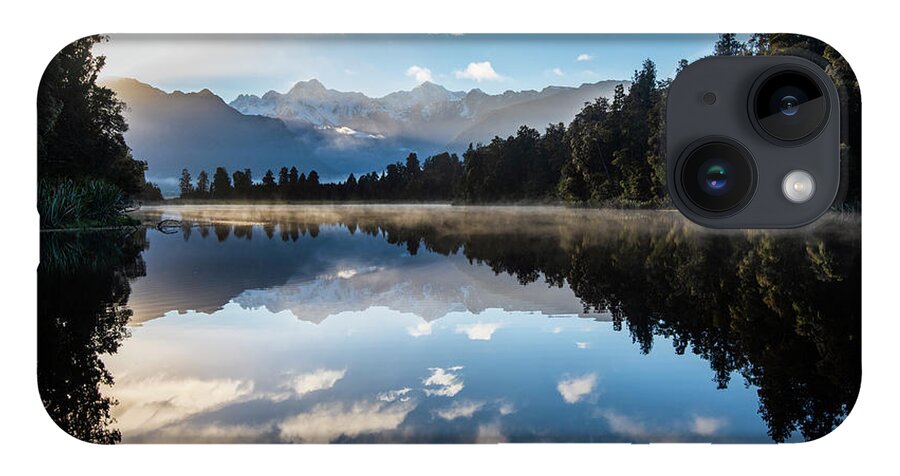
782 170 816 203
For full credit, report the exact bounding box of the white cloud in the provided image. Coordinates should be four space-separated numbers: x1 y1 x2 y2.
476 422 507 443
423 366 465 397
557 373 597 404
454 61 506 82
377 387 413 403
551 68 565 77
279 400 415 443
286 368 346 397
435 400 484 420
577 53 594 62
406 65 433 83
407 321 433 337
691 416 727 436
601 410 649 439
109 376 254 435
456 322 502 341
498 402 517 416
147 422 272 443
575 342 589 349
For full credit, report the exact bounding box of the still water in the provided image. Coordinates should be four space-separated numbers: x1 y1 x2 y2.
38 205 860 443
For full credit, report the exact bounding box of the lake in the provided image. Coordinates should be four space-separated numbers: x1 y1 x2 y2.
37 205 861 443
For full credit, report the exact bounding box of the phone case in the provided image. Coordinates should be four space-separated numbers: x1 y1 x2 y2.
37 34 860 444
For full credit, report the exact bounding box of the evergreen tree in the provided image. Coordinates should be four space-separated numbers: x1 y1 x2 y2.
307 170 320 198
138 181 164 202
714 33 747 56
179 168 193 198
232 168 253 198
613 58 658 201
345 173 358 198
278 167 289 188
561 97 617 201
262 169 277 198
297 172 307 199
211 167 231 198
196 170 209 197
288 166 300 198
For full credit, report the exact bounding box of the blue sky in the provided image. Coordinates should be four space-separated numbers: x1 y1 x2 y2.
96 34 727 101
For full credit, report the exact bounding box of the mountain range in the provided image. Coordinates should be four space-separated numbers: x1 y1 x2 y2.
104 77 627 195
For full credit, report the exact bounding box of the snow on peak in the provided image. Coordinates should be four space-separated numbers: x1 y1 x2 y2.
227 78 627 142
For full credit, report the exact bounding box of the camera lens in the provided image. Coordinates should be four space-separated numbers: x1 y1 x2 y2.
678 140 756 215
752 68 828 142
779 95 799 116
700 160 731 195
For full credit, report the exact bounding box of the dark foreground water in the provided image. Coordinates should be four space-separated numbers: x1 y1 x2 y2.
38 205 861 443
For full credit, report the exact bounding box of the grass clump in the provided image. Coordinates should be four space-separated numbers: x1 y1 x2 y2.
39 178 137 229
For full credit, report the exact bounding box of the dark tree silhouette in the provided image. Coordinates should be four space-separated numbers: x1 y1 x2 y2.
179 168 193 198
211 167 232 199
38 230 148 443
196 170 210 197
38 35 147 196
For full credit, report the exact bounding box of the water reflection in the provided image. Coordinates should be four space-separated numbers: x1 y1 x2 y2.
38 229 148 443
38 206 860 443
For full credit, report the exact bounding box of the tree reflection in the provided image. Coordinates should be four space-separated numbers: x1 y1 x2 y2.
38 229 147 443
46 207 860 442
165 208 859 442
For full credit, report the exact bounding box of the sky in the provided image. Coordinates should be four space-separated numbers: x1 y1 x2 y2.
94 34 727 101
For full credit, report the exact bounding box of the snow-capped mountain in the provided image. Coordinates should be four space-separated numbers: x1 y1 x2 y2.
229 79 626 146
104 77 627 194
232 80 468 128
232 79 381 129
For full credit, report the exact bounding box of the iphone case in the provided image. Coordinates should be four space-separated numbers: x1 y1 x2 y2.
37 34 860 443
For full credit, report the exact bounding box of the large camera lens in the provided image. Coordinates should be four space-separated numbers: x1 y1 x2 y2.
752 68 828 142
678 140 756 215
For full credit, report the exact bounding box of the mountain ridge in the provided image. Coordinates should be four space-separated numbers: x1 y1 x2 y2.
102 76 628 195
229 79 627 142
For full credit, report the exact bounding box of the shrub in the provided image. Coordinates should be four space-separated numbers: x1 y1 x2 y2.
39 178 132 229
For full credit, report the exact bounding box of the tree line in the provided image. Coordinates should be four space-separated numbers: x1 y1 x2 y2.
176 58 668 205
176 34 858 207
177 151 464 202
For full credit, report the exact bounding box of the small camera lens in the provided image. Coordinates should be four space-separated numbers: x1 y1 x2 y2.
752 68 828 143
678 139 756 215
779 95 799 116
700 160 731 195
